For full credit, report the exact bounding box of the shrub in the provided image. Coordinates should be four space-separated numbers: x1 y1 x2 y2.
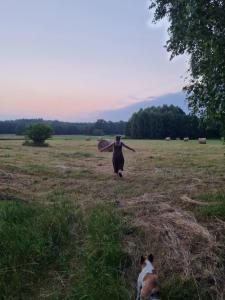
25 123 53 146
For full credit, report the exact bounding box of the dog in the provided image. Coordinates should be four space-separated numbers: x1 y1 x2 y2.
136 254 160 300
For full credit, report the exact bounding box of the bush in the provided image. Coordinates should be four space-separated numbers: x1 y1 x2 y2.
25 123 53 146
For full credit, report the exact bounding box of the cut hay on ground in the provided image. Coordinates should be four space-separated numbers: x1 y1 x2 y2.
98 139 113 152
180 195 219 206
121 193 224 298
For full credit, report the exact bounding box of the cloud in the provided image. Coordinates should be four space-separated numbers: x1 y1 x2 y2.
93 91 188 122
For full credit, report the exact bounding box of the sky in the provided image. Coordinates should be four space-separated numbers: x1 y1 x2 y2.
0 0 188 121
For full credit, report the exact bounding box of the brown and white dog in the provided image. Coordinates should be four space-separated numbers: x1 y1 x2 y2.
136 254 160 300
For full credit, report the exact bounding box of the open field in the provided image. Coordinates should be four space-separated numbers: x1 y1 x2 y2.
0 137 225 299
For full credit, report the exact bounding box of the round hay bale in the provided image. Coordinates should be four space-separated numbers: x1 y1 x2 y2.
165 137 171 141
176 137 181 140
98 139 113 152
198 138 207 144
184 137 189 142
85 137 91 141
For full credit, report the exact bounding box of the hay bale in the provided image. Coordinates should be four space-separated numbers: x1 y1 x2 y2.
98 139 113 152
176 137 181 140
198 137 207 144
85 137 91 141
165 137 171 141
184 137 189 142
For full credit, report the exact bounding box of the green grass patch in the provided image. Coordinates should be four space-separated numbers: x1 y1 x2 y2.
0 134 24 140
0 200 76 298
70 205 131 300
51 135 92 140
196 193 225 220
58 151 93 158
0 201 131 299
23 140 50 147
24 163 65 178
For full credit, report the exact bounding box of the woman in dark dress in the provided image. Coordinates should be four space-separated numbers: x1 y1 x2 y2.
100 136 135 177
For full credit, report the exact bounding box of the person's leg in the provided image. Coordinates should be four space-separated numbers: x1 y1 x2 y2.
113 157 118 175
118 156 124 177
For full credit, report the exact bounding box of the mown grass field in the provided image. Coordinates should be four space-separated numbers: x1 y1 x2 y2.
0 136 225 299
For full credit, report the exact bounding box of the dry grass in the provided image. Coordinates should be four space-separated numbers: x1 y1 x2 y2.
0 137 225 299
121 193 225 298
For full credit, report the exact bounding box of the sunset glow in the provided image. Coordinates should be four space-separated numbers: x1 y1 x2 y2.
0 0 187 121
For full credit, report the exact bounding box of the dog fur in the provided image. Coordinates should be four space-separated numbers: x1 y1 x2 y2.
136 254 159 300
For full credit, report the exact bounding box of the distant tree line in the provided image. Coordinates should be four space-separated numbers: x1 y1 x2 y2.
0 106 222 139
0 119 126 136
125 105 222 139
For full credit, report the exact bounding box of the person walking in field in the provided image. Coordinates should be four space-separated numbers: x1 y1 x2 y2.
100 135 135 177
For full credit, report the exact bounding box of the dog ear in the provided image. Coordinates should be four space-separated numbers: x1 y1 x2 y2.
140 255 145 264
148 254 154 263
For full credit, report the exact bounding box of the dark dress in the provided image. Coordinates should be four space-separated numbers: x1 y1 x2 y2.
112 142 124 173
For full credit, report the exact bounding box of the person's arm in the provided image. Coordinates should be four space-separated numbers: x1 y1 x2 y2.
100 142 114 152
122 142 135 152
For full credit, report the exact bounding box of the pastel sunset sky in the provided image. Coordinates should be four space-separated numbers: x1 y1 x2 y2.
0 0 188 121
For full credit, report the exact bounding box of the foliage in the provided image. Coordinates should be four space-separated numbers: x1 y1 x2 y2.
90 119 127 136
0 115 222 139
149 0 225 136
0 201 74 298
26 123 53 145
0 118 127 136
126 105 221 139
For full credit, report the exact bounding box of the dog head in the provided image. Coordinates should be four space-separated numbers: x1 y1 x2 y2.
140 254 154 269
